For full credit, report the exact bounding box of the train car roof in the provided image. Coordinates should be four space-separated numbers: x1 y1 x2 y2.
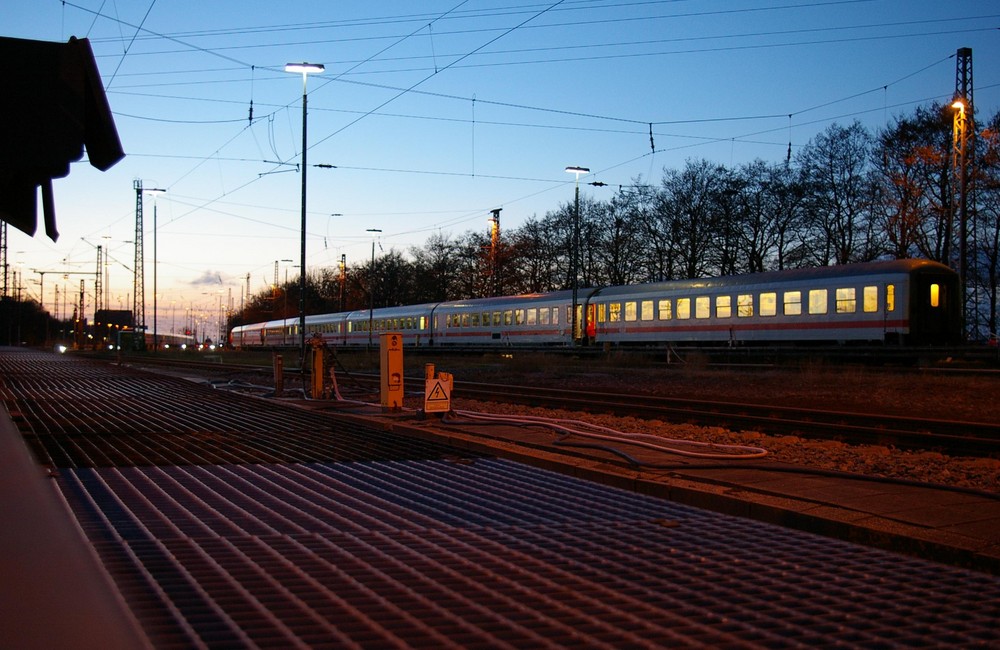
592 259 955 298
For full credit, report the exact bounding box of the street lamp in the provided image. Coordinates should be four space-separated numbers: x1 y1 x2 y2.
565 166 589 344
285 61 325 367
145 188 166 351
952 98 968 336
366 228 382 348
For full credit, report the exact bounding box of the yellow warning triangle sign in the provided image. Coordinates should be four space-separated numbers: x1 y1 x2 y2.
427 381 449 401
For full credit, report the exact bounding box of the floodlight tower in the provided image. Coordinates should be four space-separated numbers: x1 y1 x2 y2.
952 47 974 337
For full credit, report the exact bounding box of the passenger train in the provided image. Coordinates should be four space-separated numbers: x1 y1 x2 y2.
230 259 961 349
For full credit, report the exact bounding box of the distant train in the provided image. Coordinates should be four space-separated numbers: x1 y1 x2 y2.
230 259 961 349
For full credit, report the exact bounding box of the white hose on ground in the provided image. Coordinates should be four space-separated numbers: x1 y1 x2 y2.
450 408 768 461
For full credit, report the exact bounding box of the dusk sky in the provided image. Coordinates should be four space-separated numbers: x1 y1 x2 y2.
5 1 999 334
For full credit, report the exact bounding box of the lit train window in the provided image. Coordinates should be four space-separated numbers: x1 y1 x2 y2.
836 288 856 313
760 292 777 316
716 296 731 319
540 308 550 325
419 317 427 330
658 299 672 320
886 285 895 311
552 307 559 325
515 309 525 325
641 300 654 321
527 309 537 326
493 311 501 326
695 297 710 319
737 294 753 317
676 298 691 320
471 313 480 327
783 291 802 315
481 311 489 325
863 286 878 312
809 289 828 314
930 284 940 307
597 303 606 323
461 314 469 327
609 303 622 322
625 302 637 322
504 310 513 326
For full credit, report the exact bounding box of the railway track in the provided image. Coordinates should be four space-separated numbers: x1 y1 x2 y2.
115 354 1000 458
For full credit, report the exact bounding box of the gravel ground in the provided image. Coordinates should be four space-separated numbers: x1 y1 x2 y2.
451 397 1000 494
429 358 1000 494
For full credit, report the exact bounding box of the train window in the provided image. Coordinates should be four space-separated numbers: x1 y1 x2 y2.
625 302 638 322
809 289 828 314
641 300 654 321
515 309 525 325
836 288 856 313
597 303 606 323
930 283 940 308
760 292 777 316
609 303 622 322
553 307 559 325
527 309 537 326
540 308 550 325
716 296 731 319
737 294 753 317
658 299 672 320
471 313 480 327
695 296 710 319
504 310 513 326
783 291 802 315
460 314 468 327
676 298 691 320
492 311 501 326
863 286 878 312
420 316 427 330
886 285 895 311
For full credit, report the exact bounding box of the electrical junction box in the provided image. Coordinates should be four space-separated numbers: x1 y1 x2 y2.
379 332 404 409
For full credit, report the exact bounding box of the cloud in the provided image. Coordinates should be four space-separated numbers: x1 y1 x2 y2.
189 270 225 286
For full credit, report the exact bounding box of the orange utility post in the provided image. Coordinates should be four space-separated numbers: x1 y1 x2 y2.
379 332 404 410
309 333 326 399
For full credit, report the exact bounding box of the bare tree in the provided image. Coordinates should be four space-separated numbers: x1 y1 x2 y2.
797 121 876 265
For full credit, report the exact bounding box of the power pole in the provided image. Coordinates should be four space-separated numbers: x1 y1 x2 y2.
1 221 7 298
953 47 974 337
95 245 103 316
133 179 145 346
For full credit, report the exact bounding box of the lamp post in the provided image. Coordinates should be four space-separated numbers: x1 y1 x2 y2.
285 61 325 367
565 166 589 344
952 98 968 337
145 188 166 351
366 228 382 348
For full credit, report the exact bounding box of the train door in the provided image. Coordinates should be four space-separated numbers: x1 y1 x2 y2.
911 272 959 344
585 303 597 345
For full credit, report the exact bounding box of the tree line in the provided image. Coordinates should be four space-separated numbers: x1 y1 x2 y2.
232 101 1000 340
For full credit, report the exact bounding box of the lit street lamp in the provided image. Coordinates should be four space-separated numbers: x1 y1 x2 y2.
285 61 325 367
366 228 382 348
565 166 589 344
952 98 969 336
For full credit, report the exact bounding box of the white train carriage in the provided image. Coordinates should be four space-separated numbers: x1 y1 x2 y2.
430 291 590 346
340 303 437 347
586 260 959 346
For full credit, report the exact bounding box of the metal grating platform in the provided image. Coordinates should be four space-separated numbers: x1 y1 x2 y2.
58 459 1000 648
4 350 1000 647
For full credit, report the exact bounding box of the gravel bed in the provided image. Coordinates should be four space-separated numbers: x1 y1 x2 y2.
450 398 1000 494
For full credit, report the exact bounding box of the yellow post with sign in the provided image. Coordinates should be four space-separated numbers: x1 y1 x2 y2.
379 332 404 409
423 362 453 414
